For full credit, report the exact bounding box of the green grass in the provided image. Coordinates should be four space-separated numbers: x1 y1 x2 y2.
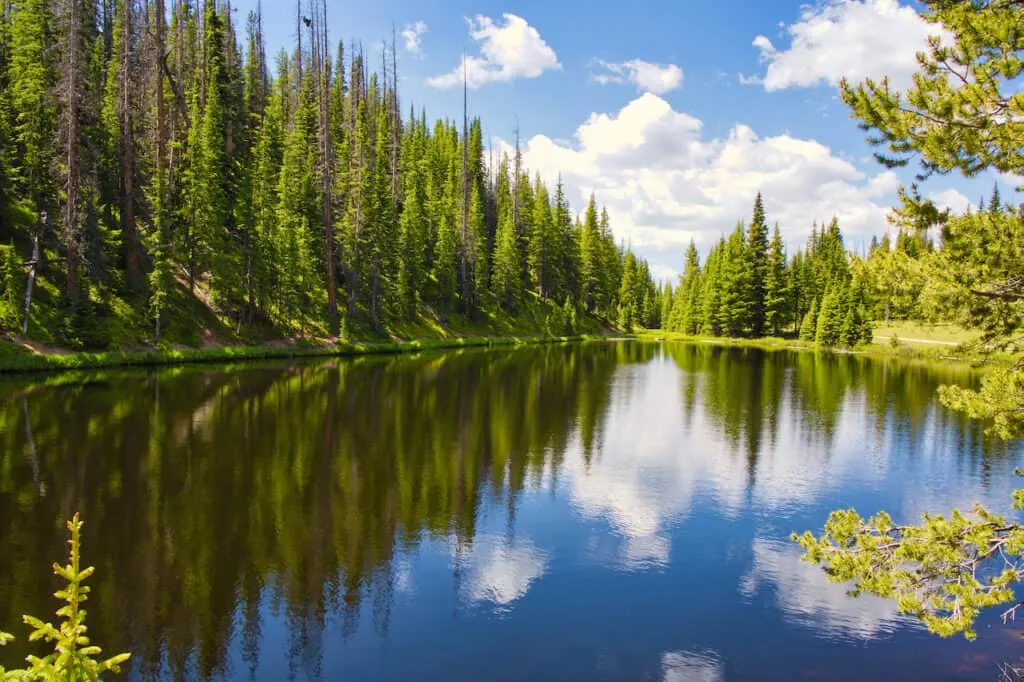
633 327 1012 365
871 320 978 347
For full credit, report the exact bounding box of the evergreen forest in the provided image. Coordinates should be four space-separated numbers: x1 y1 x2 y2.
0 0 947 354
0 0 658 350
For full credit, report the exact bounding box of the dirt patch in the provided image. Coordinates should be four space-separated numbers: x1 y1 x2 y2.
12 337 75 356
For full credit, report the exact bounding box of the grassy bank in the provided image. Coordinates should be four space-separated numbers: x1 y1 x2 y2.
0 333 613 375
871 320 978 347
632 329 1012 365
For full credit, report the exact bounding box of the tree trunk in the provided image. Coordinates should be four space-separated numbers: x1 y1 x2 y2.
121 0 142 289
22 228 40 336
63 0 81 302
313 0 337 331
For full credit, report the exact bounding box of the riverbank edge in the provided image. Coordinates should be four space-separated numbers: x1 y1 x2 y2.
1 327 1009 376
0 334 621 375
631 330 1014 365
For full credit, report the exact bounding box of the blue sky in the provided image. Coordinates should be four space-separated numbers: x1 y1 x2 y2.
231 0 1016 280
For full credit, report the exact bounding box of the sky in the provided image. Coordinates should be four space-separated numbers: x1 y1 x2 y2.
229 0 1019 282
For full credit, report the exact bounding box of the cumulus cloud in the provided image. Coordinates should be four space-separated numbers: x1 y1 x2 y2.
929 188 971 215
401 20 427 57
492 92 900 279
1000 172 1024 190
751 0 951 92
592 59 684 95
427 14 560 89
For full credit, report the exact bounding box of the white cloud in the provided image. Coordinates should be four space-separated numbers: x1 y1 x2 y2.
427 14 560 89
999 171 1024 190
592 59 684 95
492 92 900 279
929 188 971 215
401 20 427 57
751 0 951 92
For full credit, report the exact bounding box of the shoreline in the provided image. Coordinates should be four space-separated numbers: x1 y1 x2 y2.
0 334 607 375
0 328 1009 377
631 330 1011 366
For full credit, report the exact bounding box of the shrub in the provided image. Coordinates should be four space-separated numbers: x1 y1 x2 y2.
0 514 130 680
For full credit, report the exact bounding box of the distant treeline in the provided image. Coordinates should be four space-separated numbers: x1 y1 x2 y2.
658 194 871 347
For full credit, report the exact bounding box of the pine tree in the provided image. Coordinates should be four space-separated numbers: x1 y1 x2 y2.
815 285 842 346
660 283 673 331
370 93 399 325
9 0 58 239
701 241 724 336
763 225 789 336
551 179 576 303
579 194 602 313
841 271 872 347
798 1 1024 643
491 199 519 310
398 157 427 315
719 224 752 337
598 206 620 316
799 298 818 342
528 177 551 298
617 250 638 329
433 156 460 313
746 193 770 335
671 240 702 334
469 181 488 300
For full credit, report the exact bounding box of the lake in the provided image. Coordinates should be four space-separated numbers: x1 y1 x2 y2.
1 341 1022 681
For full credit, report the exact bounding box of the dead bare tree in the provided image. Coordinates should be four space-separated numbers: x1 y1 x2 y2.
460 56 471 310
119 0 142 289
59 0 88 301
309 0 337 330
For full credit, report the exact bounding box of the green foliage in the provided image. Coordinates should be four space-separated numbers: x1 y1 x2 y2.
939 367 1024 439
763 226 789 336
799 299 818 342
617 251 639 329
719 223 752 337
815 286 842 346
0 0 668 349
793 482 1024 641
798 0 1024 643
0 514 130 680
839 0 1023 179
745 193 770 336
1 243 20 329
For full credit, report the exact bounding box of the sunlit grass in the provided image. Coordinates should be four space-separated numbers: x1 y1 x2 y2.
871 320 978 346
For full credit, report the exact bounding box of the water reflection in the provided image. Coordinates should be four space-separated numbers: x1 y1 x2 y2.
459 535 549 610
740 538 908 641
661 649 725 682
0 342 1019 681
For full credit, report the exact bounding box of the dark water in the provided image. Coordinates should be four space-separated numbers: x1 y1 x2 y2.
1 342 1023 681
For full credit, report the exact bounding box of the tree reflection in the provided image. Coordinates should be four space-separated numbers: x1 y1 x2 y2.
0 342 1007 679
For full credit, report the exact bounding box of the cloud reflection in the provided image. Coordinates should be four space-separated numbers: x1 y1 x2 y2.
661 649 725 682
740 538 909 641
458 535 549 609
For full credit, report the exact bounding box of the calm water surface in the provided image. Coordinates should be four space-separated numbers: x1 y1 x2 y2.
1 342 1023 681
